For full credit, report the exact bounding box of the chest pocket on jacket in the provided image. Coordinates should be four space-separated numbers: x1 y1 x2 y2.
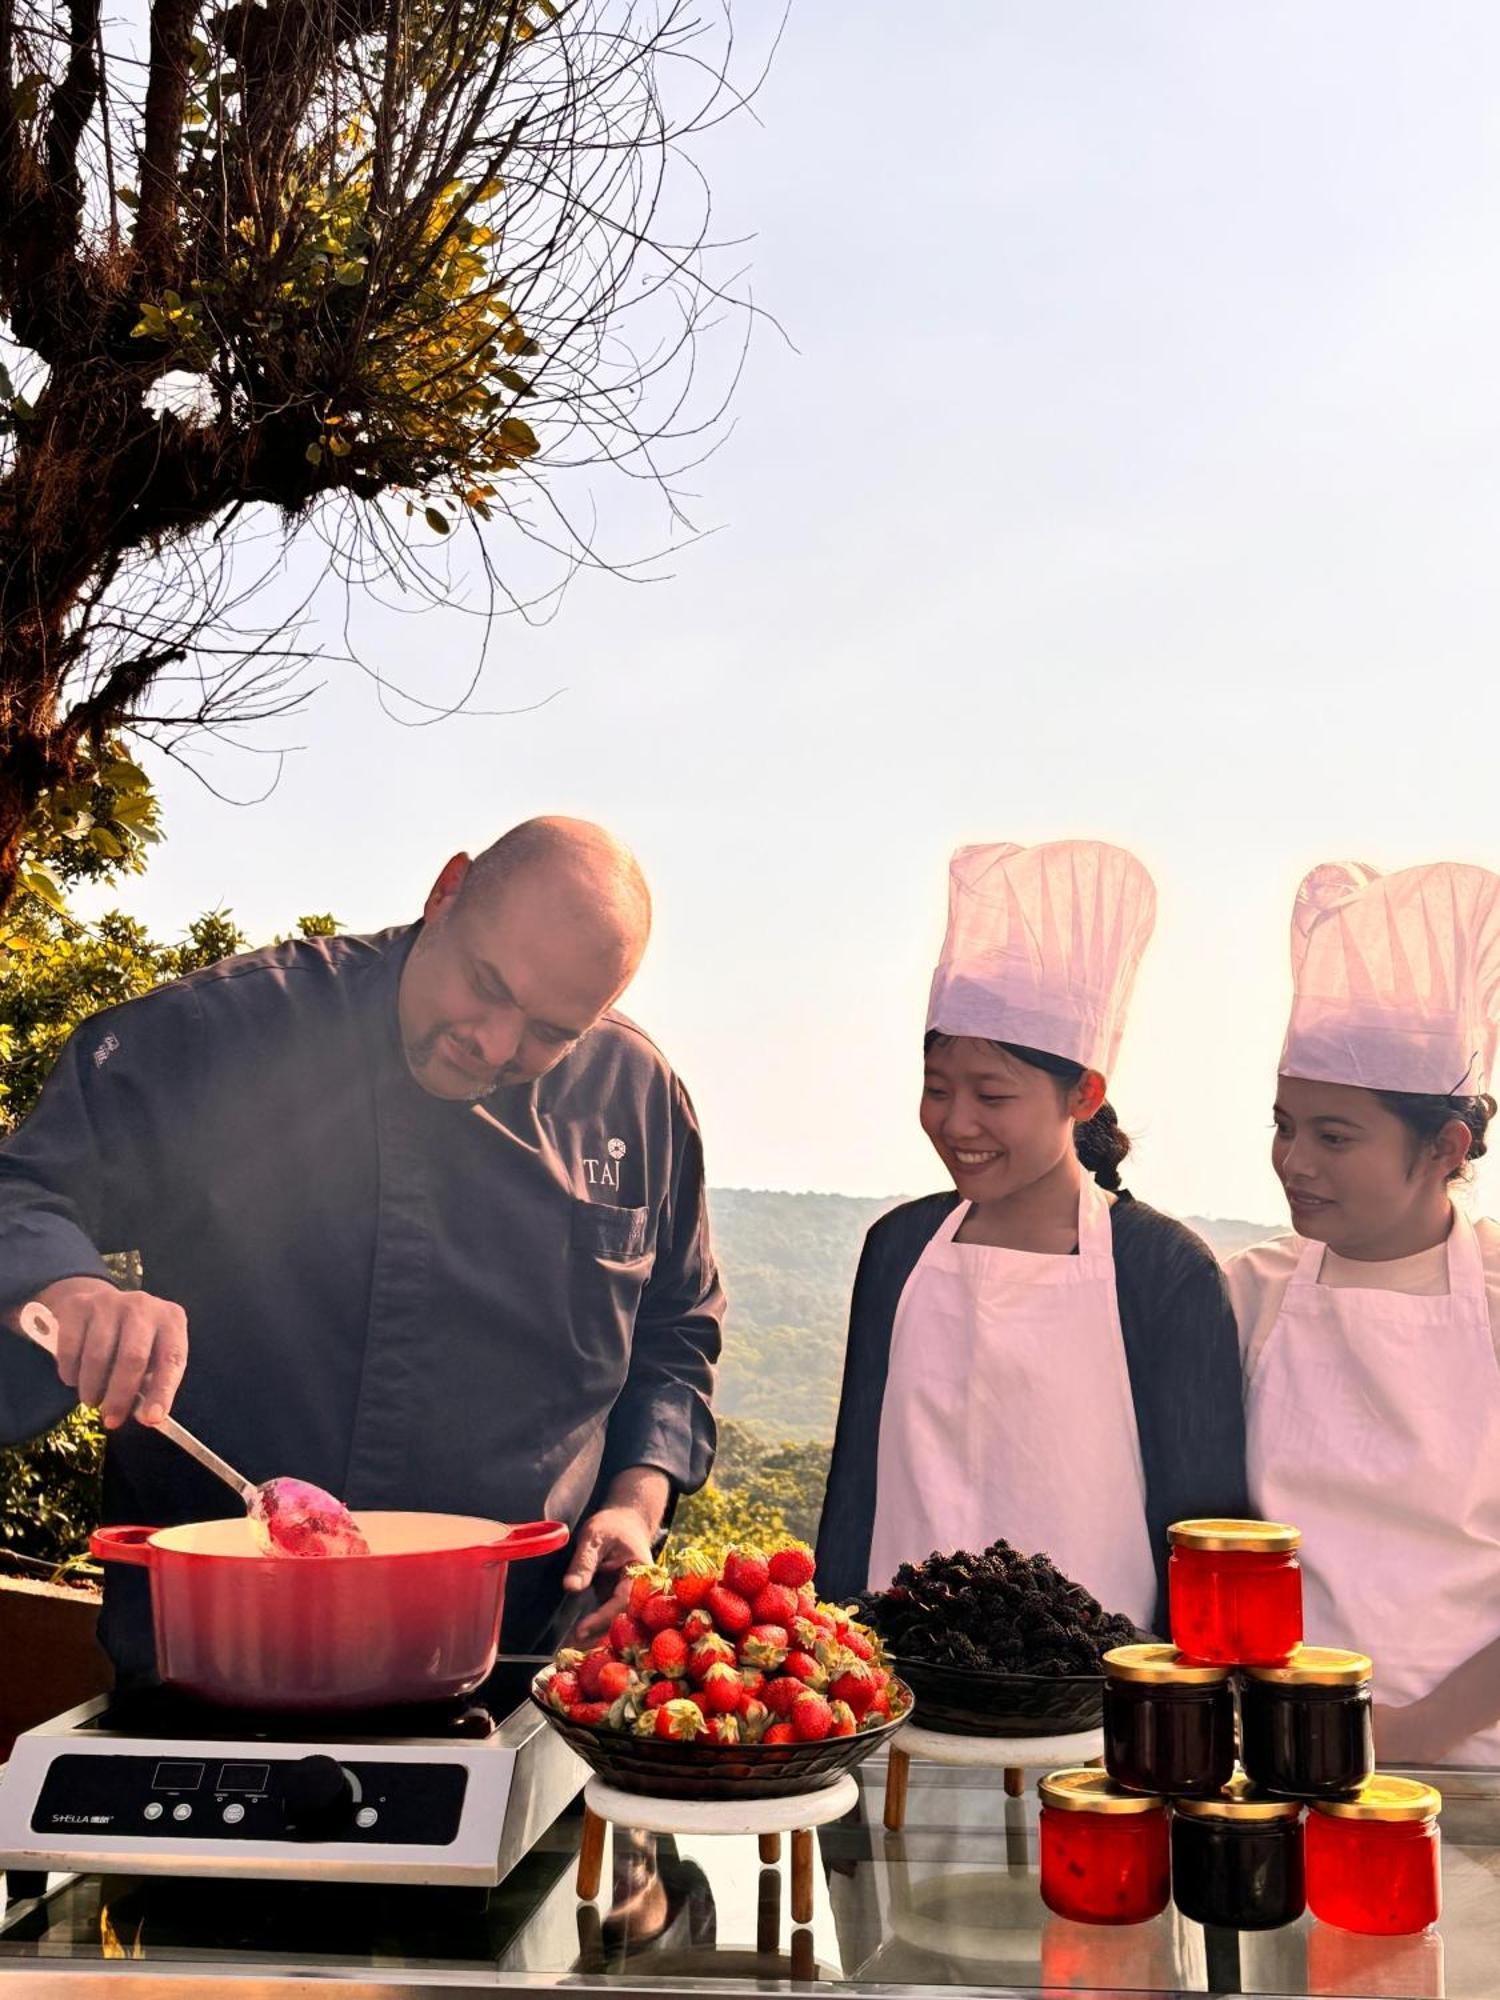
571 1198 651 1266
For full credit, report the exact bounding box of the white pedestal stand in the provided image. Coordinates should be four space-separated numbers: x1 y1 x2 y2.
883 1721 1105 1829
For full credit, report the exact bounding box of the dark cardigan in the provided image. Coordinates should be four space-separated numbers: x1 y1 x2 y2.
814 1189 1249 1634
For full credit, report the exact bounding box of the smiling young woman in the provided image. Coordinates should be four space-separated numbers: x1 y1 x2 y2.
814 841 1248 1634
1225 860 1500 1768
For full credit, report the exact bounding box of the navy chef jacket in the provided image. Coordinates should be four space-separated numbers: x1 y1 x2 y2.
0 926 723 1675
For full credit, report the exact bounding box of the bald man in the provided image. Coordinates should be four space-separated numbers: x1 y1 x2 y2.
0 819 724 1674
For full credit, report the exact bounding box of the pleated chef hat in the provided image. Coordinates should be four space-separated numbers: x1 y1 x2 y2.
926 840 1157 1077
1279 860 1500 1095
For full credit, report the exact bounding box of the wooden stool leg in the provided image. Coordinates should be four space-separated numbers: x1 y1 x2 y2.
791 1827 815 1925
791 1924 816 1982
1004 1766 1025 1798
757 1865 781 1956
884 1746 910 1831
576 1807 606 1900
759 1831 782 1864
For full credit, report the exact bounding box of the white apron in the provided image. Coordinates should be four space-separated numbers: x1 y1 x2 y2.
868 1175 1158 1629
1246 1206 1500 1765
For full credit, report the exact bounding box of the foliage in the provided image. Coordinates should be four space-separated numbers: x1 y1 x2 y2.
0 0 749 910
0 1407 104 1566
671 1416 829 1553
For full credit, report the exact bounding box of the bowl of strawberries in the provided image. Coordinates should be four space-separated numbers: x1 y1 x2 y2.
532 1541 913 1800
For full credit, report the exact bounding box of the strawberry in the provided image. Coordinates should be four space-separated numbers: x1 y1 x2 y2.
702 1662 744 1715
791 1692 833 1742
547 1670 581 1710
628 1568 665 1616
688 1688 713 1717
763 1721 797 1745
654 1698 708 1741
568 1700 612 1727
768 1545 816 1590
842 1626 875 1662
764 1675 809 1717
609 1613 646 1659
640 1590 685 1634
722 1550 770 1600
688 1633 738 1682
682 1608 714 1645
706 1583 753 1637
737 1667 767 1701
866 1682 892 1720
752 1582 800 1629
783 1649 827 1690
644 1678 679 1711
649 1629 690 1678
828 1699 857 1738
672 1571 716 1611
576 1648 616 1698
740 1698 770 1742
739 1624 790 1670
705 1713 742 1745
829 1664 877 1717
595 1660 634 1703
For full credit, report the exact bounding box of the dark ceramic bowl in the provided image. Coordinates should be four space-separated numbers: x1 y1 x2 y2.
887 1655 1102 1738
531 1673 914 1801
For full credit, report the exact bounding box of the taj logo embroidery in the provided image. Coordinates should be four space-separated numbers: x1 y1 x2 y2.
92 1033 120 1069
583 1137 627 1189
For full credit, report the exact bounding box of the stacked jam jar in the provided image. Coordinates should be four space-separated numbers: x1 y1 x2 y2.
1037 1519 1442 1938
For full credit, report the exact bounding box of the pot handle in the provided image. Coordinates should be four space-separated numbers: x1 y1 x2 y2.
89 1524 159 1568
472 1519 569 1564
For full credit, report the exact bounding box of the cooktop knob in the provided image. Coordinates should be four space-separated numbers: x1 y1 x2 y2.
280 1755 356 1837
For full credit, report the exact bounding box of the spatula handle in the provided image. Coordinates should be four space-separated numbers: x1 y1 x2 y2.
14 1299 257 1507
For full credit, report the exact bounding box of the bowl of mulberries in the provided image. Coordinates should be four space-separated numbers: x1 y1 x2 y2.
858 1541 1140 1738
532 1542 913 1800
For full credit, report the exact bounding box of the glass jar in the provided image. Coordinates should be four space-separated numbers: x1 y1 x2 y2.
1038 1767 1170 1926
1306 1777 1442 1936
1171 1775 1306 1931
1168 1518 1303 1666
1240 1647 1374 1800
1102 1643 1237 1797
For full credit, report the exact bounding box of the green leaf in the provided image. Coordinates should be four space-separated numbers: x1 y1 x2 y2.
115 186 140 210
498 416 539 455
12 73 45 122
19 867 65 913
305 442 324 466
424 507 451 536
99 759 149 792
88 828 125 859
333 261 366 287
498 368 535 397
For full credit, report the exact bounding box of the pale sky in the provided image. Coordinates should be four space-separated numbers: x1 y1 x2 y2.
100 2 1500 1225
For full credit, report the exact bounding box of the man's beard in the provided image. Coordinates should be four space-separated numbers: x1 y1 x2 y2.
405 1023 525 1102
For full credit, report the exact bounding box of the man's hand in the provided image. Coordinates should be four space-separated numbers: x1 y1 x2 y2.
33 1276 188 1430
563 1467 671 1645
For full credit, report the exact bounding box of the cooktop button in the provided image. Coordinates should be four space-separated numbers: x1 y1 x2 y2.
355 1806 378 1829
144 1802 164 1821
222 1803 246 1825
172 1803 192 1822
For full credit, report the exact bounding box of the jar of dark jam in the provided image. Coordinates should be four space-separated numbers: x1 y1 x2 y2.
1307 1777 1442 1936
1038 1768 1171 1926
1168 1519 1302 1667
1102 1643 1236 1797
1240 1647 1374 1800
1171 1775 1306 1931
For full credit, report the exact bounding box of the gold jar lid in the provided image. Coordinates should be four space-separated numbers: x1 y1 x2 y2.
1243 1646 1371 1688
1168 1517 1301 1555
1172 1773 1303 1823
1039 1767 1165 1816
1104 1642 1232 1687
1313 1775 1441 1823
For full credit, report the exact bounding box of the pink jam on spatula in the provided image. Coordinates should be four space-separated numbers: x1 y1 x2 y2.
248 1477 370 1557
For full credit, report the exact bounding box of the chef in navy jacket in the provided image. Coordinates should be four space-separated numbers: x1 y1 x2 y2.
0 817 724 1678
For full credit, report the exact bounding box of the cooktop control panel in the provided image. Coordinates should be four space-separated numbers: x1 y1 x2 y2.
32 1752 468 1846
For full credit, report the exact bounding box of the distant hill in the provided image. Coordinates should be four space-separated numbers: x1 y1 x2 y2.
708 1187 1278 1442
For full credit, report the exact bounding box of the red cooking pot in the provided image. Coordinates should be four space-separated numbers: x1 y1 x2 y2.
91 1512 568 1711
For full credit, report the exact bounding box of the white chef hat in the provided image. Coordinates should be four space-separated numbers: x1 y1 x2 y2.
925 840 1157 1078
1278 860 1500 1096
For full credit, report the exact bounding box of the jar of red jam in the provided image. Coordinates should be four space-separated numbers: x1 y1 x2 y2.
1240 1648 1374 1800
1168 1518 1302 1666
1038 1768 1170 1926
1171 1775 1306 1931
1306 1776 1442 1936
1102 1643 1236 1797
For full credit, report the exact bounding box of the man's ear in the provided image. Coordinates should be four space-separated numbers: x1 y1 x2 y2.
423 853 472 924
